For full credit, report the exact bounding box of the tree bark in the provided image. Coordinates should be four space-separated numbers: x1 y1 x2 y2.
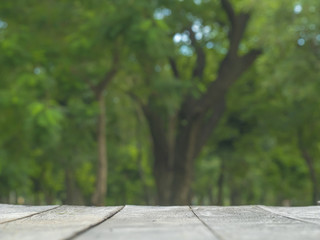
170 118 202 205
143 106 173 205
91 93 108 206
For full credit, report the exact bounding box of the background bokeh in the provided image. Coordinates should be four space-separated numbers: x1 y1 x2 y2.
0 0 319 206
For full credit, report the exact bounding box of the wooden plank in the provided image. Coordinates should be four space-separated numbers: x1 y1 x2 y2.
75 205 218 240
259 206 320 225
0 204 58 224
0 205 123 240
192 206 320 240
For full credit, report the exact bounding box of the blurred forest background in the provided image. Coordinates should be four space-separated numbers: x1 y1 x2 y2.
0 0 319 206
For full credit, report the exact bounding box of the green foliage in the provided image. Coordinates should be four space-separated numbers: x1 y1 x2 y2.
0 0 319 205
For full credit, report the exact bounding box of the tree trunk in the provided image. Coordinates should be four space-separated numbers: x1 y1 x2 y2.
142 105 172 205
230 187 240 205
302 151 318 205
170 154 193 205
91 93 108 206
135 106 152 204
169 120 201 205
140 0 261 205
297 131 318 205
146 56 260 205
153 152 173 205
217 160 225 205
65 168 85 205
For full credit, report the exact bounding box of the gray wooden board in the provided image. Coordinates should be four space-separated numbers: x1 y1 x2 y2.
0 205 122 240
192 205 320 240
0 204 58 224
1 204 320 240
74 205 217 240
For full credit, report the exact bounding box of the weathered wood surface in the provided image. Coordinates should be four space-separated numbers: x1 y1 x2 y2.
0 204 319 240
259 205 320 224
76 206 215 240
0 204 58 224
192 206 320 240
0 205 122 240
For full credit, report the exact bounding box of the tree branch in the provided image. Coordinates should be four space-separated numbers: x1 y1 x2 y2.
127 91 146 110
220 0 251 55
94 50 120 97
239 49 263 70
169 57 180 79
187 26 206 79
175 0 261 160
220 0 236 27
191 46 261 118
229 13 251 54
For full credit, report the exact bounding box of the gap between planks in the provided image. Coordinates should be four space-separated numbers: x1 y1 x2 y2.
256 205 320 226
63 205 125 240
3 204 319 240
73 205 219 240
66 205 221 240
189 206 225 240
0 205 61 224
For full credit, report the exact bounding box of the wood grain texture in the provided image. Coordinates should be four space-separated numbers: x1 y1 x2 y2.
259 206 320 225
74 205 217 240
0 204 58 224
0 205 122 240
192 205 320 240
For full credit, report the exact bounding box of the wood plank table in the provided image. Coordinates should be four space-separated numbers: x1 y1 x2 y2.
0 204 319 240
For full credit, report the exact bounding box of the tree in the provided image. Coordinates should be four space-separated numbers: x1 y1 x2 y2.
130 0 262 204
